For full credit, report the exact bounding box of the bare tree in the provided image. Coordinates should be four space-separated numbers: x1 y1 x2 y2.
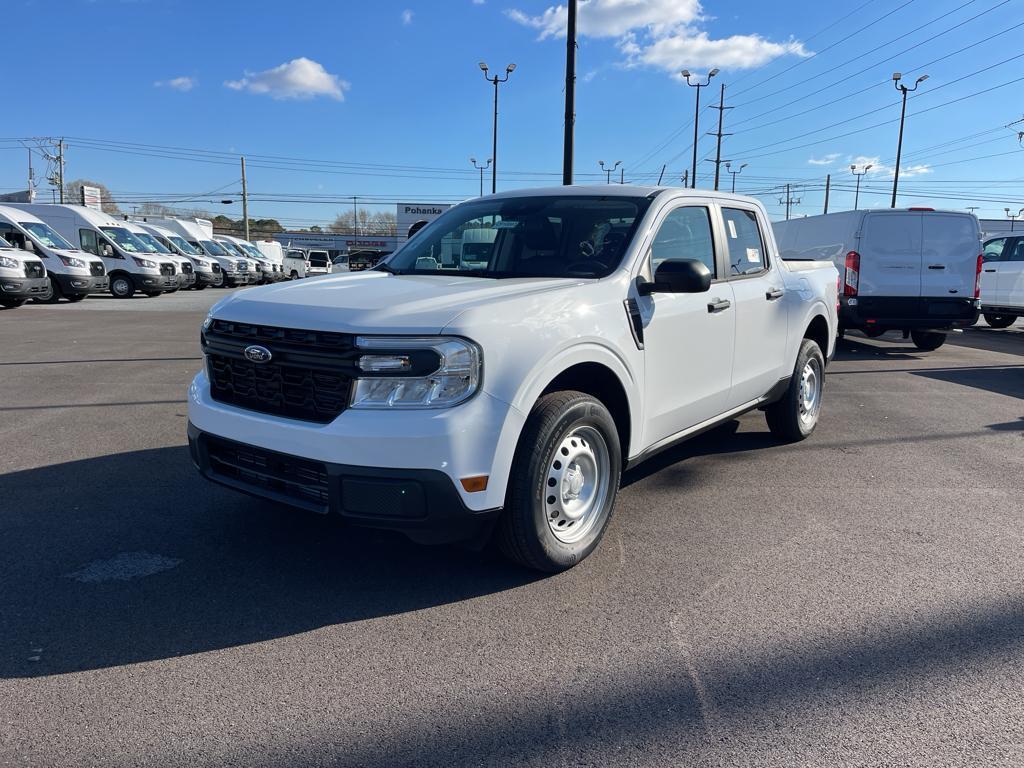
64 179 120 215
330 209 396 235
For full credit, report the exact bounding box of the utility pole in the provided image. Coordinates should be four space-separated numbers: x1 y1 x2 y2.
823 174 831 214
27 147 35 202
353 196 359 251
562 0 577 185
57 138 65 204
240 156 249 241
707 83 732 191
682 69 718 189
778 184 801 221
891 72 928 208
657 164 666 185
620 166 624 184
681 169 689 188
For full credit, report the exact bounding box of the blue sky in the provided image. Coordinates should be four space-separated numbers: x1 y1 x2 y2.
2 0 1022 227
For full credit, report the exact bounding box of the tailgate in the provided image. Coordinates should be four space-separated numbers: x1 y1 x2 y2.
859 212 922 297
920 213 980 299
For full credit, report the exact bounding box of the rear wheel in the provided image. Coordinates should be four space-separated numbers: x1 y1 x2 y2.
911 330 946 351
983 313 1017 329
498 391 621 572
862 327 886 338
110 274 135 298
765 338 825 442
32 276 63 304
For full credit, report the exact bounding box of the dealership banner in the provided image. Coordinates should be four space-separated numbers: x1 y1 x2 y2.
397 202 451 241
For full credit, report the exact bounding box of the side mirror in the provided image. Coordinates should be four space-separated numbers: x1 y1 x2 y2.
639 258 712 295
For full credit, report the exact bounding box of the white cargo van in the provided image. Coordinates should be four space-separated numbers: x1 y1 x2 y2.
0 234 48 308
143 218 251 287
256 239 303 279
773 208 981 351
979 234 1024 327
120 219 193 291
12 204 178 298
0 205 107 303
226 235 283 281
133 222 218 289
215 235 279 284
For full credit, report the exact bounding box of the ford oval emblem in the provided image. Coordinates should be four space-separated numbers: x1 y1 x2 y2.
244 345 272 364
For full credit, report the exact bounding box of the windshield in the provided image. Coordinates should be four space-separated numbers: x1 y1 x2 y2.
133 232 172 254
169 235 201 256
239 243 263 259
99 226 149 254
382 195 651 278
201 240 228 257
218 240 244 257
20 221 75 250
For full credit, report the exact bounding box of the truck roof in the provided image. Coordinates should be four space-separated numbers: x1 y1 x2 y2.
488 184 763 207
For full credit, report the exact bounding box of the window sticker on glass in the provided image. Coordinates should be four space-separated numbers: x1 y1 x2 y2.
493 220 520 229
746 247 760 263
727 219 738 239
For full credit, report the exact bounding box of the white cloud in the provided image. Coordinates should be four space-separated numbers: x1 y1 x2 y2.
473 0 485 4
848 155 931 178
225 58 349 101
507 0 808 73
808 153 840 166
154 76 195 92
401 8 413 24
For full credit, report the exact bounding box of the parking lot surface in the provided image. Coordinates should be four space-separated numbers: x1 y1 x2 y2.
1 291 1022 767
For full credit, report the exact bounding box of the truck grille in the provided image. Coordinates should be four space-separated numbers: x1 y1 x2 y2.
204 434 330 511
181 262 193 275
237 261 248 271
90 261 105 276
24 262 44 278
160 263 176 276
212 262 221 273
202 320 357 423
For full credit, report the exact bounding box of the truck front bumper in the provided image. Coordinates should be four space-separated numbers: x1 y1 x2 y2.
187 370 526 542
0 275 49 299
195 271 217 287
841 296 979 331
56 274 109 295
177 273 197 289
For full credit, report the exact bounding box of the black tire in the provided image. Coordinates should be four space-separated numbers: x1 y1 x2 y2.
765 338 825 442
65 293 87 303
142 291 162 298
983 313 1017 329
0 297 27 308
497 391 621 572
862 327 886 338
109 274 135 298
32 276 63 304
193 283 207 291
910 330 946 351
290 270 299 280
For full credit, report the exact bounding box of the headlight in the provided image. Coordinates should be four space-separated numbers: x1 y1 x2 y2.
57 254 88 269
202 313 214 331
350 336 481 409
132 257 158 269
0 255 19 270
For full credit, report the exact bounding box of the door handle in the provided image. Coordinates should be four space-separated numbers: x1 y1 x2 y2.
765 288 785 300
707 298 731 313
927 265 945 270
983 268 997 273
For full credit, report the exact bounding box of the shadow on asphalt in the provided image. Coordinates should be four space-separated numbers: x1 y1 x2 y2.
912 366 1024 400
0 446 538 679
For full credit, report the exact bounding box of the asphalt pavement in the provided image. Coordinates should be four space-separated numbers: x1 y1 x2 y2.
1 289 1022 767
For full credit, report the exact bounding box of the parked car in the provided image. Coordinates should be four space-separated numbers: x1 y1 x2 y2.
133 222 218 289
774 208 981 350
979 235 1024 327
187 186 838 572
11 204 178 298
0 205 107 303
0 233 48 308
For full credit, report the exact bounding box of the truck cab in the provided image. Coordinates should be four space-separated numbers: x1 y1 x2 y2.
0 205 107 303
979 235 1024 328
188 186 838 572
10 204 178 299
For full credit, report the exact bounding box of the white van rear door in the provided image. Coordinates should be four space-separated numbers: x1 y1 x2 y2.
859 212 921 297
921 213 979 299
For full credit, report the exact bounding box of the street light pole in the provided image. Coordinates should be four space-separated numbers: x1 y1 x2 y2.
470 157 492 197
682 69 718 189
480 61 516 195
725 162 747 194
598 160 621 184
851 163 873 211
1006 207 1024 232
890 72 928 208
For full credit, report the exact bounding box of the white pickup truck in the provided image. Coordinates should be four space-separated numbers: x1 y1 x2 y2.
188 186 838 571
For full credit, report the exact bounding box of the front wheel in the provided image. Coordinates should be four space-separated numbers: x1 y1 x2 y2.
0 297 27 308
142 291 162 298
765 338 825 442
110 274 135 298
32 276 63 304
911 330 946 351
983 313 1017 329
193 283 207 291
497 391 621 572
65 293 86 303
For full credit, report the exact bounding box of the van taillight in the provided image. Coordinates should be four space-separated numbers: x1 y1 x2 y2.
844 251 860 297
974 253 982 299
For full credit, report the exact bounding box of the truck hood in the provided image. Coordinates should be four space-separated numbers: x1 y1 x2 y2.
209 271 579 334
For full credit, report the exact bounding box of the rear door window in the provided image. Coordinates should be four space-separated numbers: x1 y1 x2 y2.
721 208 766 276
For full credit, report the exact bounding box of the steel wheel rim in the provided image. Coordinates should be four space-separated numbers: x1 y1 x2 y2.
544 425 611 544
798 357 822 428
112 277 130 296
